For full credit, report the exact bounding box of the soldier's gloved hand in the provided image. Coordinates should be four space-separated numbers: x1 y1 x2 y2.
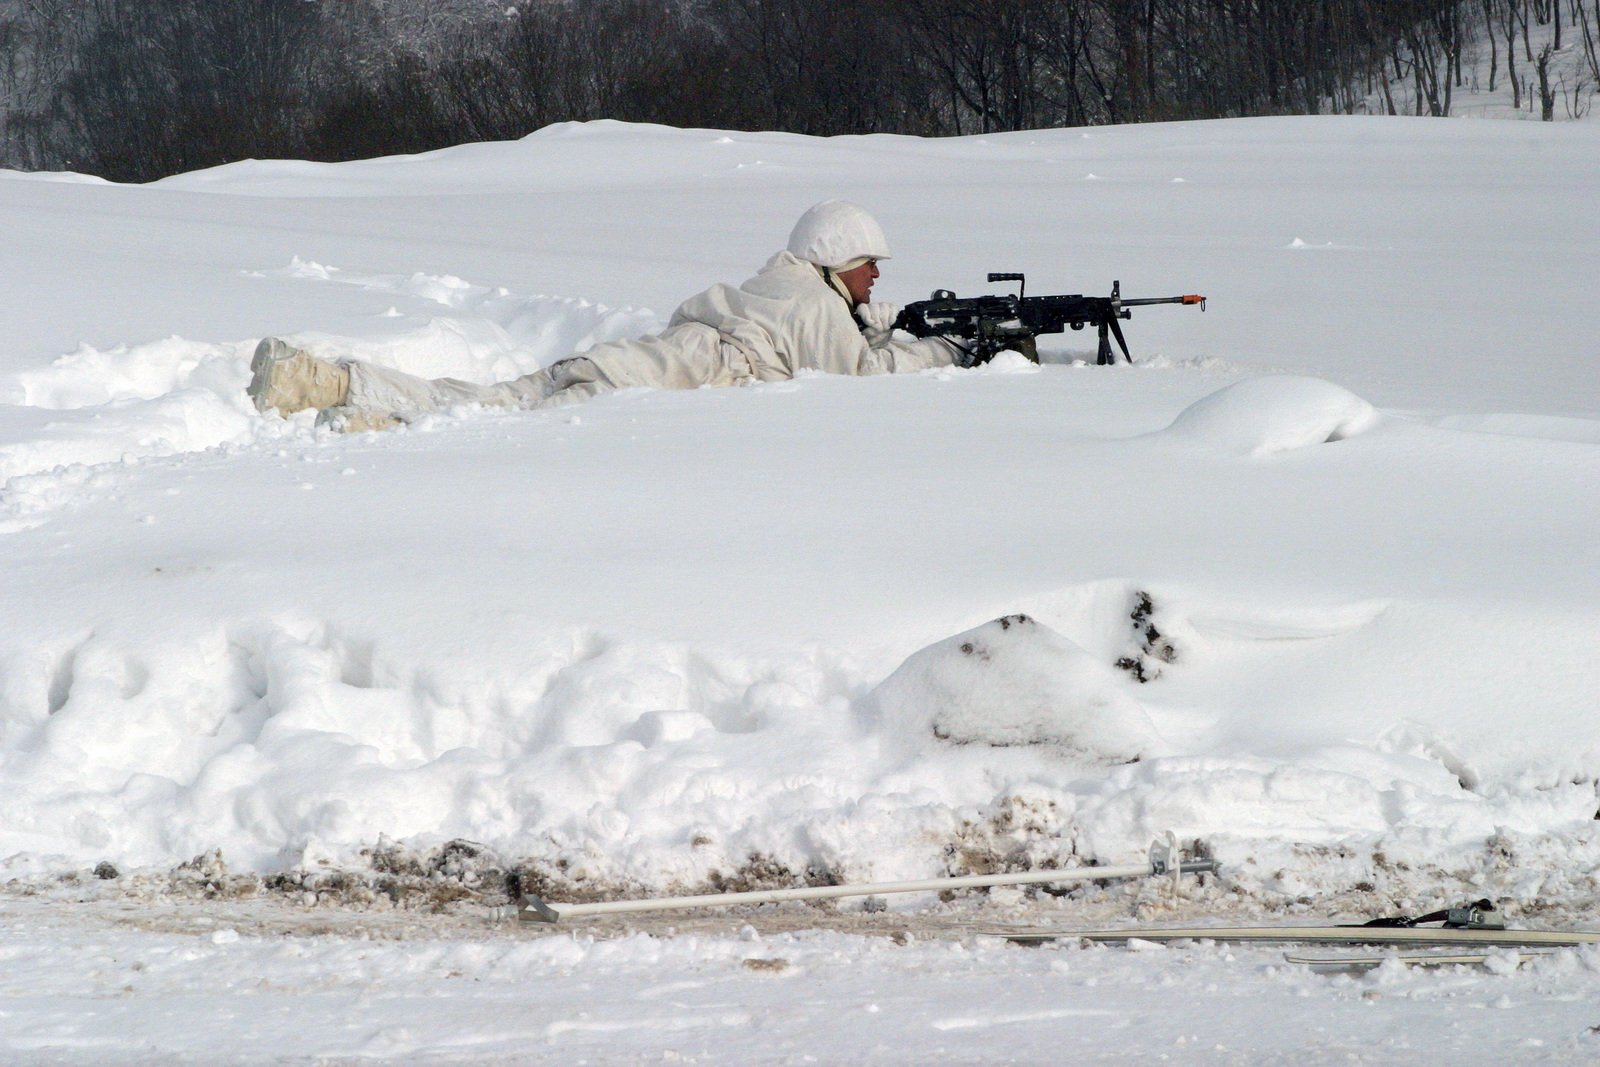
857 302 901 346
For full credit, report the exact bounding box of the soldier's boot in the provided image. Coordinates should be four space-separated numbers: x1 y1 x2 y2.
248 338 350 416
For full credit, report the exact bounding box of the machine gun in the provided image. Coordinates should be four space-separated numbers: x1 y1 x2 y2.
893 273 1206 367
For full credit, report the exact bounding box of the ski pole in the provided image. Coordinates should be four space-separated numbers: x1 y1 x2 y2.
511 835 1217 923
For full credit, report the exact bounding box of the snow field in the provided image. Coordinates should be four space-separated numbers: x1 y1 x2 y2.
1 112 1599 1064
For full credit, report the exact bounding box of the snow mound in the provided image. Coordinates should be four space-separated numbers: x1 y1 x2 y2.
0 276 665 504
1160 375 1378 456
868 615 1159 761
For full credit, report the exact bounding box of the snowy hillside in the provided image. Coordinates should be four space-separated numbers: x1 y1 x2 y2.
1 114 1599 1063
1371 3 1600 120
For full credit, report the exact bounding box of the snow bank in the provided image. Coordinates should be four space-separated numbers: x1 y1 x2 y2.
868 614 1159 761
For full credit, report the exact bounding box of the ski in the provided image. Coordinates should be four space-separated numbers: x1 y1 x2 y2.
1285 950 1557 969
513 834 1216 923
997 896 1600 948
998 926 1600 948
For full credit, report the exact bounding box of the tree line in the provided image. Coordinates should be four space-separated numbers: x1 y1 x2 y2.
0 0 1591 183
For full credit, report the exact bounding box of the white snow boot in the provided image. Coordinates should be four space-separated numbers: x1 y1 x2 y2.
248 337 350 416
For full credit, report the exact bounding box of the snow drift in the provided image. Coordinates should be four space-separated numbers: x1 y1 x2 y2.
868 614 1160 761
1159 375 1379 455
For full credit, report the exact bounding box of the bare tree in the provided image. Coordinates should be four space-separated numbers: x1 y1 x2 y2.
1535 39 1557 115
1 0 96 169
10 0 1583 180
1576 0 1600 83
50 0 326 181
901 0 1057 133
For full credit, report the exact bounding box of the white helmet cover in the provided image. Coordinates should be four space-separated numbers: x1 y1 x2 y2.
786 200 892 269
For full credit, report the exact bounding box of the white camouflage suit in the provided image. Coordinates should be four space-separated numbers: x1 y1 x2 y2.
341 202 958 418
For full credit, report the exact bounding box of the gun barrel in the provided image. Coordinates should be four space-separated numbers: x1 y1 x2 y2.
1119 294 1206 309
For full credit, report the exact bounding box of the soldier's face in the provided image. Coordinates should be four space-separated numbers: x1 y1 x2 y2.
835 259 879 306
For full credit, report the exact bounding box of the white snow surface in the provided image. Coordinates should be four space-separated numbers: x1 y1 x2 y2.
3 116 1600 1063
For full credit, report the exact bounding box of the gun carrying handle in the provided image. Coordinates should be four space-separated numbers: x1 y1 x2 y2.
987 272 1025 300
